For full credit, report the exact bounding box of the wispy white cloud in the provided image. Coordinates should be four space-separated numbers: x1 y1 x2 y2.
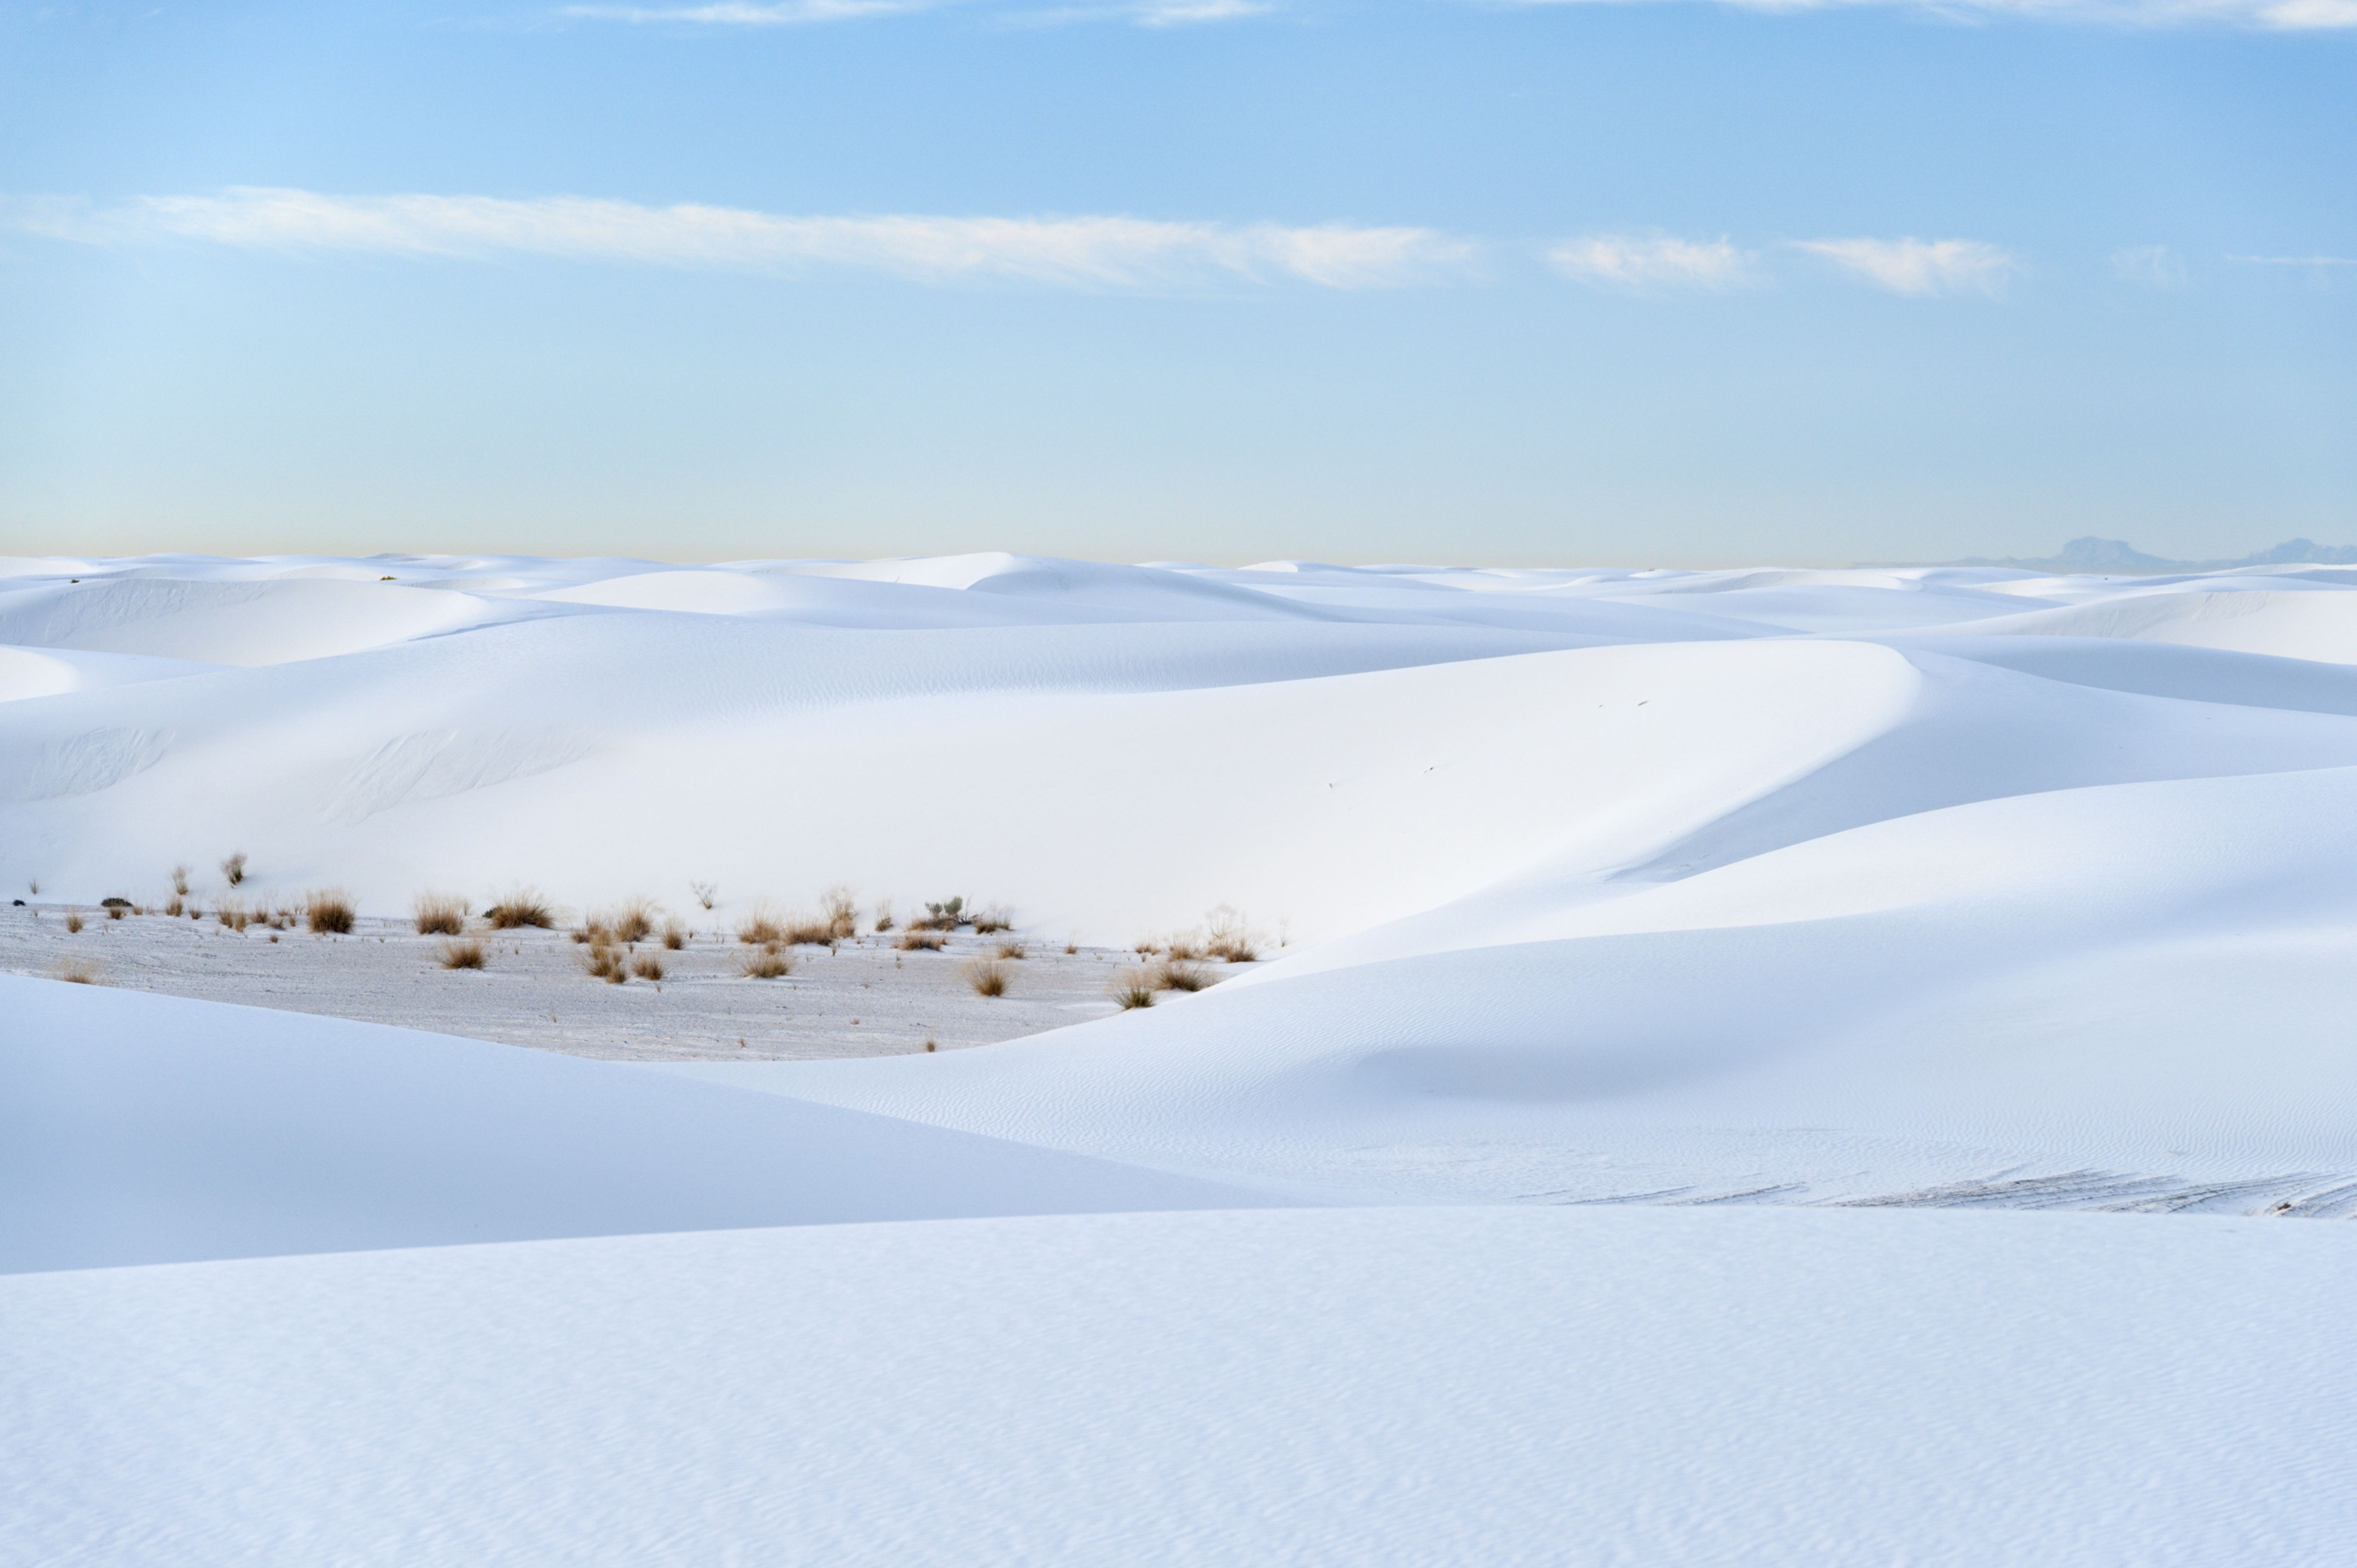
2228 253 2357 266
1547 234 1758 292
558 1 922 22
2112 243 2188 289
1792 236 2017 297
8 187 1476 291
1487 0 2357 30
1133 0 1274 23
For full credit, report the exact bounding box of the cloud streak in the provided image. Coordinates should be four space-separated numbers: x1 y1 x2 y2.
1792 237 2017 296
10 188 1477 292
558 1 923 23
1548 234 1758 291
1491 0 2356 31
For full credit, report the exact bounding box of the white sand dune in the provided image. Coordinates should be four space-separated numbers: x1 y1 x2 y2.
9 551 2357 1562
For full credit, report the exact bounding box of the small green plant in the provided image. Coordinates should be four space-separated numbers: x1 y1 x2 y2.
412 891 468 936
220 851 247 887
919 896 965 931
440 938 487 969
963 959 1010 997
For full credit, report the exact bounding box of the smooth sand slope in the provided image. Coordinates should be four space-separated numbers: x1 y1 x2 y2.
7 551 2357 1563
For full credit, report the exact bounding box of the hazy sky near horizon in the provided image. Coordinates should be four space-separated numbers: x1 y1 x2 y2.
2 0 2352 566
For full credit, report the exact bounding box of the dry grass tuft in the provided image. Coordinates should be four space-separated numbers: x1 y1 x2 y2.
873 899 895 933
820 884 860 941
741 950 794 979
1064 940 1079 955
1153 959 1212 993
1161 934 1205 962
970 903 1015 935
54 956 101 985
736 904 785 946
916 896 965 931
215 897 247 932
584 945 626 981
662 920 688 950
165 896 185 918
304 888 357 935
169 863 191 896
897 930 946 952
439 938 487 970
992 940 1027 960
963 959 1010 997
1202 904 1260 963
220 851 247 887
689 880 717 910
484 886 555 929
105 902 127 920
63 908 86 934
600 897 656 945
412 890 468 936
631 954 664 981
1109 968 1157 1009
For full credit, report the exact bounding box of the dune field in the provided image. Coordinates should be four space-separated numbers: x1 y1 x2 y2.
6 550 2357 1563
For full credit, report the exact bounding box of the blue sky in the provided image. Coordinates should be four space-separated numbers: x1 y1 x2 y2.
2 0 2351 565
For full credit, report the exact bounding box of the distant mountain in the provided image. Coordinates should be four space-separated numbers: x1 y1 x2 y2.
1937 536 2357 574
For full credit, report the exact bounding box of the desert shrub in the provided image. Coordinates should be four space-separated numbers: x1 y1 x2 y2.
963 959 1010 997
215 897 247 931
689 880 717 910
484 887 555 929
632 954 664 981
412 891 468 936
1203 904 1260 963
1109 969 1157 1009
873 899 895 933
106 904 125 920
917 896 965 931
585 945 622 979
1064 940 1079 955
737 905 785 946
1153 960 1212 993
187 905 202 920
64 908 85 934
165 896 184 918
304 889 356 935
662 920 688 950
220 851 247 887
1162 933 1205 962
1132 937 1159 955
820 884 860 941
740 950 794 979
775 912 839 946
599 897 656 945
169 863 191 896
897 930 946 952
54 957 101 985
440 939 487 970
970 903 1015 935
993 940 1027 960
